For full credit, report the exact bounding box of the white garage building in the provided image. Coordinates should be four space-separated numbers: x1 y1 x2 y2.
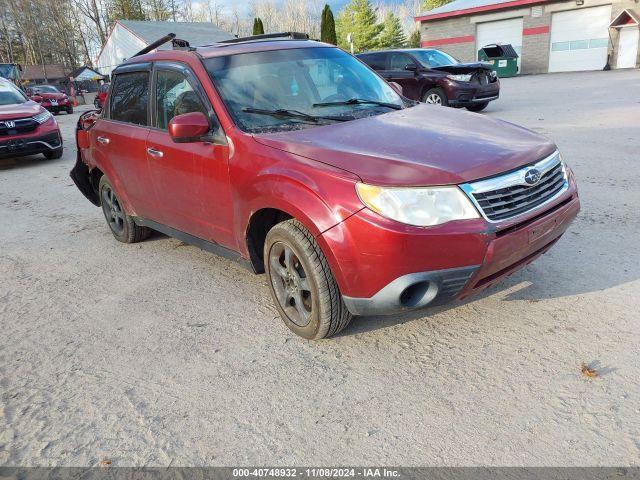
415 0 640 74
95 20 233 76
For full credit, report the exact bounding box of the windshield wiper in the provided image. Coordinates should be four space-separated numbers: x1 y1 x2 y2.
242 107 351 123
312 98 402 110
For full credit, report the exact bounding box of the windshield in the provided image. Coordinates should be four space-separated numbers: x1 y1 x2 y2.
0 81 28 106
204 47 404 133
411 50 459 68
36 85 60 93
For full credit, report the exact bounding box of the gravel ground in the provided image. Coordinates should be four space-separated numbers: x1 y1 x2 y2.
1 69 639 467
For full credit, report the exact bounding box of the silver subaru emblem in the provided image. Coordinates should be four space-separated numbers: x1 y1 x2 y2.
3 120 16 128
524 168 541 186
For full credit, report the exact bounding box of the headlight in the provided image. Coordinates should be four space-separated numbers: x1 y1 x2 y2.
32 110 52 124
447 73 472 82
356 183 480 227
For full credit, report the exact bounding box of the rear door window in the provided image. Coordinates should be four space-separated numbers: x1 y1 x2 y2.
109 72 149 126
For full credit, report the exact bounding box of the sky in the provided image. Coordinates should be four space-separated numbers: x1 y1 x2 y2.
214 0 404 14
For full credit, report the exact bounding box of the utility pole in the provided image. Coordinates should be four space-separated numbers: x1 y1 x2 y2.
347 33 354 55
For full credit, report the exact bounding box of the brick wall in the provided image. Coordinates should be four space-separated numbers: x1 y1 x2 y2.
420 17 476 62
521 14 551 74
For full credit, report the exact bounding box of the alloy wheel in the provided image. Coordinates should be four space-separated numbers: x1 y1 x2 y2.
101 186 125 235
269 242 313 327
425 93 443 105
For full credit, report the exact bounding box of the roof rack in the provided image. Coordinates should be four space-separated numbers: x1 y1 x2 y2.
217 32 310 44
132 33 175 58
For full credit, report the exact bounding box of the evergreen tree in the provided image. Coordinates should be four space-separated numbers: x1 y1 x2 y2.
407 28 421 48
377 12 406 48
336 0 383 53
422 0 453 11
253 17 264 35
320 5 337 45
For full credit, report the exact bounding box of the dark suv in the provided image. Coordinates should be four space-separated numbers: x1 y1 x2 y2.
72 34 578 339
358 48 499 111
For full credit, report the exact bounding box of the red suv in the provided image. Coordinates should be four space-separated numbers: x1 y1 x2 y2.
0 78 63 160
71 35 579 339
28 85 73 114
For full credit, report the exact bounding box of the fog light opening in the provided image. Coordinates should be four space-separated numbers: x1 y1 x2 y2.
399 281 433 308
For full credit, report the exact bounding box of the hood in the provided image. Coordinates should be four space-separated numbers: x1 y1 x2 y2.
39 92 66 100
0 101 43 120
253 104 556 186
431 62 493 74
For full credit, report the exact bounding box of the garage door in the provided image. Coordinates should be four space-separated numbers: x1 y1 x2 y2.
549 5 612 72
476 18 524 68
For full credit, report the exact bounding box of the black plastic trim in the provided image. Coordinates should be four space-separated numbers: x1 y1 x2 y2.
132 217 254 272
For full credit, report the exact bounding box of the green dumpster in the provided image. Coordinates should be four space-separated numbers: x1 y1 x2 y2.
478 44 519 77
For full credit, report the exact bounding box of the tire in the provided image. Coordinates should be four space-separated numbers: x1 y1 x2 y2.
264 219 352 340
467 102 489 112
44 148 63 160
98 176 151 243
67 107 74 114
422 87 448 106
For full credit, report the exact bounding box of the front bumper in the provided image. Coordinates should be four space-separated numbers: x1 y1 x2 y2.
321 185 579 317
43 102 72 113
445 79 500 107
0 131 62 159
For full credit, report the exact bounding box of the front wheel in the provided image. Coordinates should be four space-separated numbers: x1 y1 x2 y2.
467 102 489 112
422 88 448 106
265 219 352 340
66 107 74 114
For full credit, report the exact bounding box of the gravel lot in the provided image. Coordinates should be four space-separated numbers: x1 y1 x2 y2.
1 69 639 467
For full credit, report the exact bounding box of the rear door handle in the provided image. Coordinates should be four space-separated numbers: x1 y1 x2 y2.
97 136 110 145
147 147 164 158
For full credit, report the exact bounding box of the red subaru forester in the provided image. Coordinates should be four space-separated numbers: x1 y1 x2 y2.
1 78 63 160
71 34 580 339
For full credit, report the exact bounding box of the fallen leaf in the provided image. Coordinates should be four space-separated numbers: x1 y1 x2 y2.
581 363 598 378
99 459 112 466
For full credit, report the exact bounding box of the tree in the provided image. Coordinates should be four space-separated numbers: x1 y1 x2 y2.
253 17 265 35
407 28 421 48
113 0 146 20
335 0 382 53
422 0 453 11
377 12 406 48
320 4 337 45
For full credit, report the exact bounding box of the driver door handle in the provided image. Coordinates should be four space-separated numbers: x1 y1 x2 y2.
147 147 164 158
97 136 110 145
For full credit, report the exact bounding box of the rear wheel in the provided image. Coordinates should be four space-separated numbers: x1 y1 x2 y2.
467 102 489 112
422 88 448 106
265 219 352 340
99 176 150 243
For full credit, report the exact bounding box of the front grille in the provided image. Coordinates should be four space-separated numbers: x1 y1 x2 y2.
0 117 38 136
461 152 568 222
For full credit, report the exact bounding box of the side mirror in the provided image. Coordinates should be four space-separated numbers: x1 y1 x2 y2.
404 63 418 72
388 82 403 96
168 112 210 143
